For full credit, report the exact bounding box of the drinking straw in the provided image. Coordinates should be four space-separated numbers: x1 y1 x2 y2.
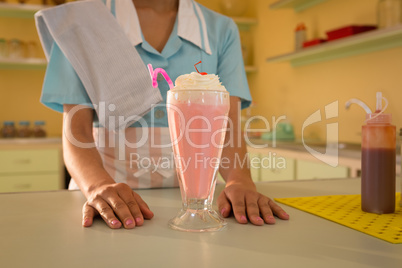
147 64 174 89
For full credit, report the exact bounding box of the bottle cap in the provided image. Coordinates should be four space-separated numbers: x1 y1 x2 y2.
295 23 306 31
19 121 30 126
364 91 391 124
34 120 45 126
3 121 15 126
366 113 392 124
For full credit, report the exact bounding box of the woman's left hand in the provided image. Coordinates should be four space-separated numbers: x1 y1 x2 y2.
217 181 290 225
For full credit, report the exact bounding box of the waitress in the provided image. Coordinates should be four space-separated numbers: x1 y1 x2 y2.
39 0 289 229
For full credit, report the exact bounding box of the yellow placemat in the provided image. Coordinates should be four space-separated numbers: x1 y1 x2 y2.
275 193 402 244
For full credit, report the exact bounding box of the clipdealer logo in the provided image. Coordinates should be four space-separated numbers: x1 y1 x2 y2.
302 101 339 167
63 100 340 168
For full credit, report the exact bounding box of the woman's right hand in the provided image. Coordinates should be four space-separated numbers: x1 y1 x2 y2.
62 105 154 229
82 182 154 229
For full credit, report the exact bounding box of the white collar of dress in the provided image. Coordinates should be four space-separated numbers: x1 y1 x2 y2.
105 0 212 55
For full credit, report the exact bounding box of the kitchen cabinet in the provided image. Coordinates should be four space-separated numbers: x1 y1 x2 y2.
260 155 296 181
0 138 64 193
296 159 349 180
216 152 261 183
218 146 352 183
0 172 61 192
216 151 260 183
249 152 261 181
247 146 359 181
269 0 328 12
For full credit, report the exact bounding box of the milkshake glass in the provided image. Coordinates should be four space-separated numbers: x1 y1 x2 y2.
167 72 230 232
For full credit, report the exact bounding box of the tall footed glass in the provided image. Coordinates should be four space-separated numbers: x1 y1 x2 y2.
167 89 230 232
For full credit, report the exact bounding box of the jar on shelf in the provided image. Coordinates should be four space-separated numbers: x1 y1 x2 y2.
220 0 247 17
239 30 252 65
33 121 47 138
17 121 32 138
8 39 24 59
0 38 7 59
1 121 17 138
295 23 307 51
378 0 402 29
25 41 37 59
52 0 67 5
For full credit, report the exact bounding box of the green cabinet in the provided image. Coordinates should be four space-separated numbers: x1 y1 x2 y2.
0 140 64 193
296 159 349 180
260 155 296 182
247 146 354 182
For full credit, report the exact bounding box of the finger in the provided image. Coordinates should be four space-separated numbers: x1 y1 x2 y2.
82 202 97 227
229 194 248 224
133 192 154 221
258 197 276 224
269 199 289 220
117 189 144 227
116 183 153 224
104 192 137 229
92 198 122 229
245 193 264 226
217 191 232 218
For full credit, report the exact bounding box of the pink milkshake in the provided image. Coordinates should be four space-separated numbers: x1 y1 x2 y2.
167 72 230 232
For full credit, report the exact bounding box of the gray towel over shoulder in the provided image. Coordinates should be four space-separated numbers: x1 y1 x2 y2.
35 0 163 130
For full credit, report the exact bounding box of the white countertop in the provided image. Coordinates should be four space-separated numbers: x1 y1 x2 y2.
0 137 62 150
0 137 62 145
1 178 401 268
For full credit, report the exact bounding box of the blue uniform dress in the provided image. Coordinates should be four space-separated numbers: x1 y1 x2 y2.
40 0 252 189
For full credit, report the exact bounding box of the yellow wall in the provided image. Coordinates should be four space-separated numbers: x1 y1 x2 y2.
202 0 402 144
255 0 402 143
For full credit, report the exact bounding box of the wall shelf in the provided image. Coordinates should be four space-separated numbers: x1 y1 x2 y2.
0 3 49 19
233 17 257 31
269 0 328 12
266 25 402 67
232 17 257 25
0 58 47 70
245 65 258 73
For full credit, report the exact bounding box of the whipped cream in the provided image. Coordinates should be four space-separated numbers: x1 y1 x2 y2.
173 72 227 91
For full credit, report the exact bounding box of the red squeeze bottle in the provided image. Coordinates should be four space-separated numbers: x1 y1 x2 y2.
361 92 396 214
